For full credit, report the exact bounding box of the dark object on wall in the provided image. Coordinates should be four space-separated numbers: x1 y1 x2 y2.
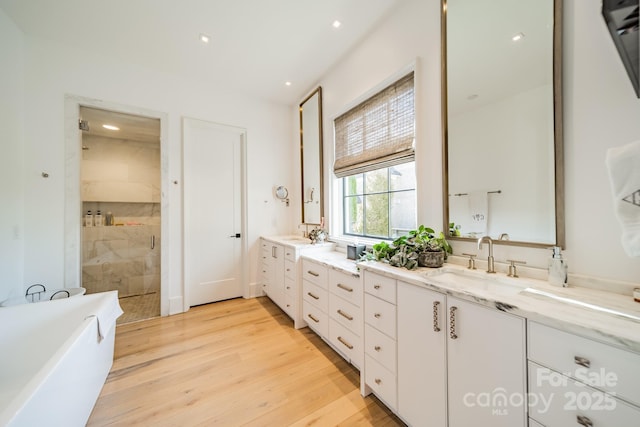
347 244 366 260
603 0 640 98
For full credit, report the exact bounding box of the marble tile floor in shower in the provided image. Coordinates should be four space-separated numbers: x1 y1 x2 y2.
117 292 160 324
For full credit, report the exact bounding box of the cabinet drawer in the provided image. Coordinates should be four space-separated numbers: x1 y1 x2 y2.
329 270 362 307
284 247 296 262
302 260 328 289
528 361 640 427
284 277 295 297
365 324 396 373
303 280 328 312
303 301 328 337
329 293 362 335
364 293 396 339
329 319 362 368
364 271 396 304
365 354 397 411
529 321 640 406
282 294 294 318
284 259 296 280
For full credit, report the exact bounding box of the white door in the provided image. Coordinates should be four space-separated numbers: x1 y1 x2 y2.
184 118 244 307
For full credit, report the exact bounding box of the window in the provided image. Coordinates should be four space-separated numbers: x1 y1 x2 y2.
343 162 416 239
334 71 416 240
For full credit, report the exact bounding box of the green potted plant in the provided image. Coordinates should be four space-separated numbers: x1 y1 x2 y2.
362 226 452 270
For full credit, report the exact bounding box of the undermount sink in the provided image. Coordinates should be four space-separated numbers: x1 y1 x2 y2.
425 268 532 296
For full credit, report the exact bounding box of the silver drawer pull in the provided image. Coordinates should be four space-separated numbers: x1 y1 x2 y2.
449 306 458 340
337 283 353 292
574 356 591 368
307 270 320 277
337 309 353 321
374 378 382 385
374 313 381 318
433 301 441 332
576 415 593 427
374 284 381 290
307 314 319 323
307 292 319 300
374 345 381 352
337 336 354 349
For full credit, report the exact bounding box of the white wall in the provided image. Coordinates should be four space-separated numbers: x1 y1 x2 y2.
316 0 640 285
0 9 25 301
15 34 295 306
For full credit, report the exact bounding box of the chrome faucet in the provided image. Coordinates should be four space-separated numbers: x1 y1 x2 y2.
477 236 496 273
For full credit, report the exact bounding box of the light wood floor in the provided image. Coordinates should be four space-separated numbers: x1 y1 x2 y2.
88 296 405 426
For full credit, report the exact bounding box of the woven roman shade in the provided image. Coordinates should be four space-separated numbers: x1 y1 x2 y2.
333 72 415 178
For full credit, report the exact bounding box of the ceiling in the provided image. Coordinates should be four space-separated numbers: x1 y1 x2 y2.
80 106 160 143
0 0 401 105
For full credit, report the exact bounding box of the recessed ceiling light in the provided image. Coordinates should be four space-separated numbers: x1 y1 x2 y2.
285 81 292 87
102 124 120 131
512 32 525 42
332 20 342 29
199 33 210 44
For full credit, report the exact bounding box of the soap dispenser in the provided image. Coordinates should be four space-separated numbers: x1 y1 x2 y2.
548 246 568 287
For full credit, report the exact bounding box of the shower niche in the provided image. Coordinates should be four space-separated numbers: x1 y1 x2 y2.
80 106 161 322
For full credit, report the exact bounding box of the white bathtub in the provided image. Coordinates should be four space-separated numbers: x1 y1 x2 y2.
0 291 123 426
1 287 86 306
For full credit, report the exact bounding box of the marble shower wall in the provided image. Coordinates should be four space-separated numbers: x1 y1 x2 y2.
81 133 161 297
82 215 160 297
82 134 160 203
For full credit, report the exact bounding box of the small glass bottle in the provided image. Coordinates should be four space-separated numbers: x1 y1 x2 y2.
105 211 113 226
85 210 93 227
95 210 103 227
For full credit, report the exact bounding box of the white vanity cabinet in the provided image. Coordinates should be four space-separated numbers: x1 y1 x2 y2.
328 269 363 368
394 283 526 427
302 257 363 368
396 281 447 426
260 240 284 306
363 271 398 411
527 321 640 426
446 296 526 427
260 238 310 329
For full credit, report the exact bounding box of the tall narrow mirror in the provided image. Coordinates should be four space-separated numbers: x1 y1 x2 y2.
300 87 324 224
442 0 564 247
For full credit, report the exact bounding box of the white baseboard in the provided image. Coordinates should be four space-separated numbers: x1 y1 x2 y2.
168 296 184 315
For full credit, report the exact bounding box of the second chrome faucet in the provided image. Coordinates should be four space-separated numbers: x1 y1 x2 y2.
477 236 496 273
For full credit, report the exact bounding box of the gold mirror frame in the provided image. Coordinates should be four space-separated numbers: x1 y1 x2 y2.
300 87 324 225
441 0 565 248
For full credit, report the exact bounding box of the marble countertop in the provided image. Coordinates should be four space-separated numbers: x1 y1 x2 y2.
357 261 640 353
300 250 360 276
262 235 335 249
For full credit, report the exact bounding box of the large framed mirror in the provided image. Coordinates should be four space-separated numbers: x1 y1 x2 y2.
300 87 324 225
442 0 564 248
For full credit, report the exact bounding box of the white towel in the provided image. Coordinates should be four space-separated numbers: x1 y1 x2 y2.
467 191 488 235
606 140 640 257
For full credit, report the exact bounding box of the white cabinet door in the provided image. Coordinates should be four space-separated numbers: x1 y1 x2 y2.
265 243 284 308
447 296 526 427
397 281 447 427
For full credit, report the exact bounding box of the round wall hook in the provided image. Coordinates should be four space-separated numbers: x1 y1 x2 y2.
41 172 50 178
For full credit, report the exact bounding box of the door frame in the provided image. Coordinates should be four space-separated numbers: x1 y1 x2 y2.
181 117 249 312
63 94 170 316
